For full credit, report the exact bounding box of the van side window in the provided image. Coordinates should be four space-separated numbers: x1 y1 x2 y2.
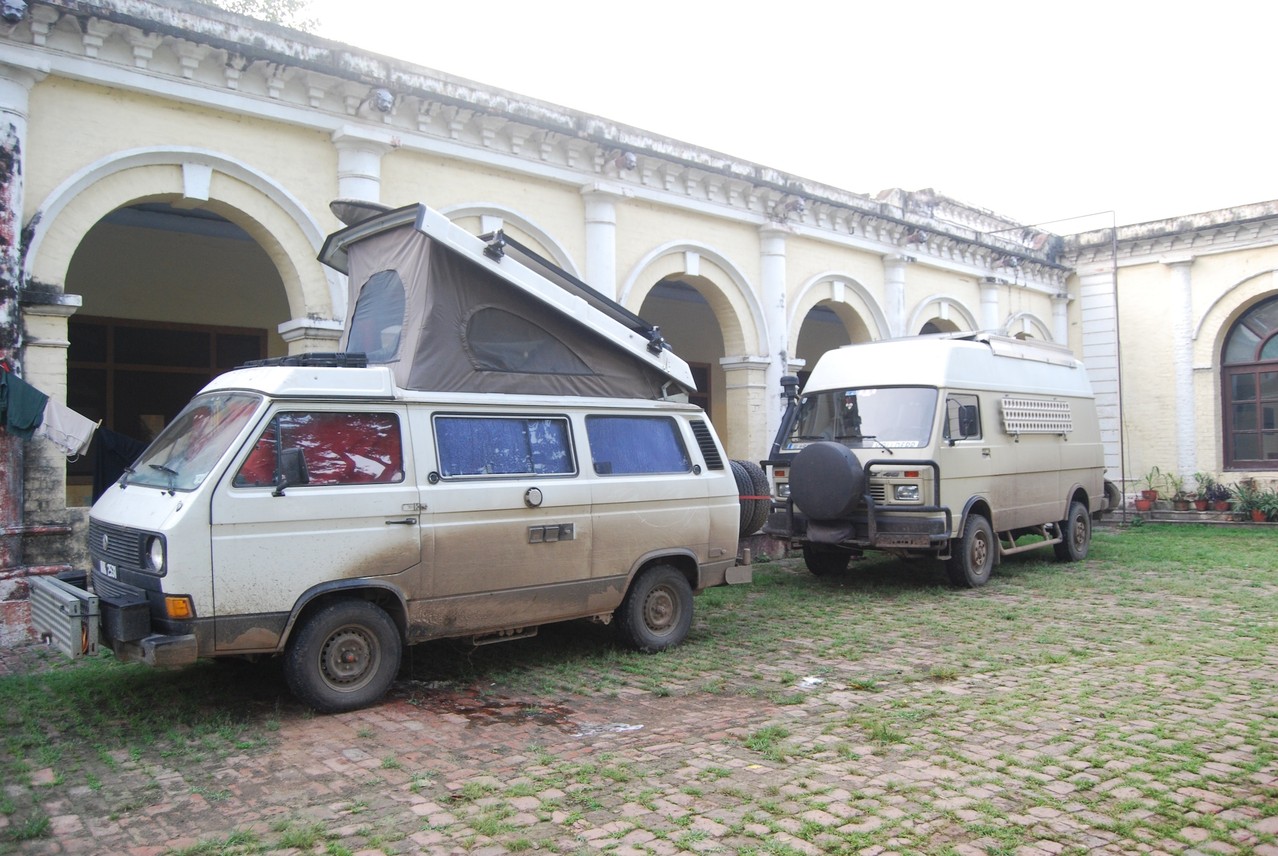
944 395 982 441
435 416 574 477
586 416 691 475
233 412 404 487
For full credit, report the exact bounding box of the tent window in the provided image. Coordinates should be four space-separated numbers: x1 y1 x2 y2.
466 307 591 375
347 270 406 363
586 416 691 475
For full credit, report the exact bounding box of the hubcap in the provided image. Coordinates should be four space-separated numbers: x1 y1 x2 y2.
644 587 676 633
321 628 377 688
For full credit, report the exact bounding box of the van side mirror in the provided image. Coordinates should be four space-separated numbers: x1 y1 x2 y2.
957 404 979 439
272 447 309 496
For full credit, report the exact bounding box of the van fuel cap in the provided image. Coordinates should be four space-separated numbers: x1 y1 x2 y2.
524 487 543 508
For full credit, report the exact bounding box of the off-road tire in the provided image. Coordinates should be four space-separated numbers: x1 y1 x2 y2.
946 513 995 588
1053 500 1091 562
615 565 694 652
802 544 852 577
284 600 402 713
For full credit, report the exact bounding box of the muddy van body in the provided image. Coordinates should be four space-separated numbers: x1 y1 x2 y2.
57 202 752 713
763 334 1110 586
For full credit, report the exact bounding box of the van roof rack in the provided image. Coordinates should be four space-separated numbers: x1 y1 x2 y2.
238 352 368 369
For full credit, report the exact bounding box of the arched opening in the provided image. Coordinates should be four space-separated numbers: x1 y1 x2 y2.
795 301 869 387
637 276 726 425
1221 293 1278 470
64 202 291 505
920 318 961 335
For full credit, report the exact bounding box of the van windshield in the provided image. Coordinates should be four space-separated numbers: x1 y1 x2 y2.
785 387 937 452
124 392 262 491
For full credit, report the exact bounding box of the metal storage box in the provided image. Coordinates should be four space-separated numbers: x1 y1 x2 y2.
29 575 100 658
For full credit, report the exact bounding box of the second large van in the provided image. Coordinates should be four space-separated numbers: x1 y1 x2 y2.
763 334 1112 586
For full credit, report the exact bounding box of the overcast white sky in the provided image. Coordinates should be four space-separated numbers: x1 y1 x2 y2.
308 1 1274 233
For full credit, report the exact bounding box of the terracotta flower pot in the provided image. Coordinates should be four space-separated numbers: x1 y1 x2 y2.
1134 498 1153 512
1194 499 1209 511
1212 500 1231 511
1251 509 1267 523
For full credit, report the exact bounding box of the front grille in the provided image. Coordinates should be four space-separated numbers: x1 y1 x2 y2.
88 519 145 572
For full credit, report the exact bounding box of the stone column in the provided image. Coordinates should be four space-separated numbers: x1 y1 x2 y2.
278 317 344 353
582 187 619 299
882 255 911 336
1166 257 1196 481
719 355 771 460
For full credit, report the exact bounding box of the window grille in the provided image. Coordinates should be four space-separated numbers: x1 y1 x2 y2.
1000 397 1072 434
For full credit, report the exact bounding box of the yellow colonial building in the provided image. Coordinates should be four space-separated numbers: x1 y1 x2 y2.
0 0 1273 640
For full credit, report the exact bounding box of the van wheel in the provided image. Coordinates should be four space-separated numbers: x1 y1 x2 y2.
802 544 851 577
946 514 994 588
1053 500 1091 562
616 565 693 652
284 600 402 713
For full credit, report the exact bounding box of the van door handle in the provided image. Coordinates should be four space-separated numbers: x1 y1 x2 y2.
385 518 417 525
982 448 992 457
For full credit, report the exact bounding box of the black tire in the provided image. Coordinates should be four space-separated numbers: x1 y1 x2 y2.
284 600 402 713
1053 500 1091 562
946 514 995 588
790 442 864 521
615 565 694 652
802 544 851 577
731 459 771 537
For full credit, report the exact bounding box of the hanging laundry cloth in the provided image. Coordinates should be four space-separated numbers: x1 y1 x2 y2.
0 367 50 439
35 398 98 456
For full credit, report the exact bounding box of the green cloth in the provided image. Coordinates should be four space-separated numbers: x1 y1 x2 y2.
0 370 49 439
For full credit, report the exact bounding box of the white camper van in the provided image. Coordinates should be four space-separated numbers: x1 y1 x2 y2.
55 202 753 713
763 334 1111 586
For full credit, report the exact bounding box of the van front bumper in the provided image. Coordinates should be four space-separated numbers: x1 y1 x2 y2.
110 633 199 668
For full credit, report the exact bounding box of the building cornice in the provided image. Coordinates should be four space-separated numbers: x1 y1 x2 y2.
10 0 1067 292
1063 202 1278 269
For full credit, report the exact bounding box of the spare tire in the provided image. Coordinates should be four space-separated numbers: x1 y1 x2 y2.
731 459 771 537
790 441 865 520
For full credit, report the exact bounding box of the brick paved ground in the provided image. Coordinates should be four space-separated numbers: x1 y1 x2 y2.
2 543 1276 855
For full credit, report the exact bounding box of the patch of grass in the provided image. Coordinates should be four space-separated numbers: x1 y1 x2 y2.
744 725 792 762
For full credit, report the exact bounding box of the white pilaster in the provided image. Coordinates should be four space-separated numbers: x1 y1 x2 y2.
1166 257 1196 481
979 279 1001 332
331 129 391 202
1077 263 1122 481
582 187 618 299
882 255 911 336
1051 293 1070 345
759 225 789 450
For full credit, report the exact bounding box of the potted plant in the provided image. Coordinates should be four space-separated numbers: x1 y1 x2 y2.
1257 488 1278 523
1192 472 1216 511
1139 466 1164 502
1167 472 1192 511
1230 480 1266 522
1207 482 1232 511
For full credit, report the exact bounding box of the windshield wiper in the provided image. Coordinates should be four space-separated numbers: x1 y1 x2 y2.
836 433 895 455
149 463 179 477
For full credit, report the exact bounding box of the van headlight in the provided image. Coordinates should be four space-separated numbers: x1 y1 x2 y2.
145 535 166 573
893 484 921 502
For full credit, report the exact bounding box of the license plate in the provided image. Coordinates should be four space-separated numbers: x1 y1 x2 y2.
875 534 930 548
100 560 118 579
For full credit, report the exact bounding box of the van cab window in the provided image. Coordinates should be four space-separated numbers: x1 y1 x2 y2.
587 415 691 474
126 392 261 491
944 394 982 441
785 387 936 451
435 415 574 477
234 411 404 487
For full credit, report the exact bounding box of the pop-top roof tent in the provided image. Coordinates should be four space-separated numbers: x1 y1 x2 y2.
318 201 694 400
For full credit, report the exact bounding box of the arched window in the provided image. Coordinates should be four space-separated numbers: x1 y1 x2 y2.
1222 295 1278 469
